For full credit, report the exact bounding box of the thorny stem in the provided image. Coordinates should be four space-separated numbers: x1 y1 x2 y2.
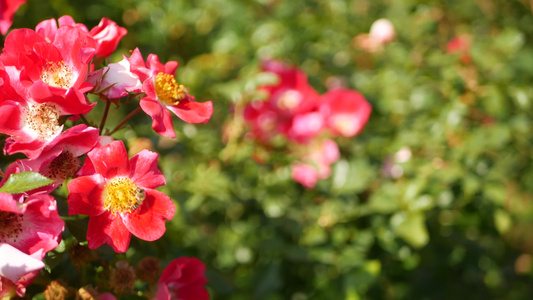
99 100 111 135
108 106 143 135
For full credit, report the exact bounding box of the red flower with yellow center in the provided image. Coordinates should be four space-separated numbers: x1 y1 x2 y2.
126 48 213 138
67 140 175 253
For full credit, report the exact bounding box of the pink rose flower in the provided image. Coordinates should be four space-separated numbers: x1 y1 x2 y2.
320 88 372 138
155 257 209 300
126 48 213 137
89 18 128 59
88 57 143 99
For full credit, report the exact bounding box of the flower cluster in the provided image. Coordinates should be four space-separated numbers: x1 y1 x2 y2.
244 60 372 188
0 14 211 297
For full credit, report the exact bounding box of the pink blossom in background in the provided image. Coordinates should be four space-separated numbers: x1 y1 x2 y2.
320 88 372 138
369 18 396 44
260 60 321 116
446 34 472 63
243 61 372 188
291 163 321 189
243 101 282 143
288 111 325 141
155 257 209 300
244 60 321 143
291 139 340 188
353 18 396 53
0 0 26 35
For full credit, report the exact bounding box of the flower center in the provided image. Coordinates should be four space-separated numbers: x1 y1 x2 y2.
0 211 23 243
277 90 302 110
154 72 187 105
102 177 146 214
25 103 61 140
332 114 358 137
41 60 74 89
46 151 81 181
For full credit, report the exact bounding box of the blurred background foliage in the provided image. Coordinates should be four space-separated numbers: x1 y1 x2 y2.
10 0 533 299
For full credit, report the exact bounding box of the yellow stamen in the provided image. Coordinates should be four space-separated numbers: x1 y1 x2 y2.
102 178 146 214
41 60 73 89
154 72 188 105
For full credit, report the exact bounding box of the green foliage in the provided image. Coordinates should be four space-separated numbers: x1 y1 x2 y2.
0 172 54 194
9 0 533 299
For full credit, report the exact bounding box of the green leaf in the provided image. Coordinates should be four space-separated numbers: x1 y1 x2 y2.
494 209 512 234
44 240 66 272
0 172 54 194
393 212 429 248
254 261 281 299
65 218 89 243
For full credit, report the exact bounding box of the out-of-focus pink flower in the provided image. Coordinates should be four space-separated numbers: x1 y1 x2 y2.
88 57 143 99
369 18 396 44
155 257 209 300
125 48 213 138
244 60 321 143
320 88 372 138
446 34 472 63
243 61 372 188
291 164 321 189
0 0 26 35
353 18 395 53
288 111 325 141
89 18 128 59
260 60 321 115
291 139 340 188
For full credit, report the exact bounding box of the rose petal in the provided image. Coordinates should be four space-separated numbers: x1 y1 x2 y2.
122 189 174 241
87 212 131 253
